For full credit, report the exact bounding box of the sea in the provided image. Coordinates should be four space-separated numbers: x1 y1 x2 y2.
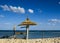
0 30 60 39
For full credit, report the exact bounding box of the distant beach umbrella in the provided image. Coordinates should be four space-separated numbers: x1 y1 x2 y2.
13 25 16 39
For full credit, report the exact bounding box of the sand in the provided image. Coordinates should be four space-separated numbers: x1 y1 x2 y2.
0 37 60 43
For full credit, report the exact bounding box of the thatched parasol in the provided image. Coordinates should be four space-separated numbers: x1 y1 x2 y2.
18 17 37 43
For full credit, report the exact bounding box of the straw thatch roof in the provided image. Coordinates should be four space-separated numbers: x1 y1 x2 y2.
18 18 36 26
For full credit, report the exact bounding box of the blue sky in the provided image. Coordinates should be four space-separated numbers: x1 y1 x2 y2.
0 0 60 30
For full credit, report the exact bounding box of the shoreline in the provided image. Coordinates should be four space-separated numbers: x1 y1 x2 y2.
0 37 60 43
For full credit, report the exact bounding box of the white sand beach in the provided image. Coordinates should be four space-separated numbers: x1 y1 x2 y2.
0 37 60 43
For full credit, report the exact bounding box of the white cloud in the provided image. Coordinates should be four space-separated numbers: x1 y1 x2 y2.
0 15 5 18
0 5 10 11
0 5 25 13
48 19 60 25
47 23 56 26
28 9 34 13
49 19 60 23
0 5 35 14
58 2 60 4
10 6 25 13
